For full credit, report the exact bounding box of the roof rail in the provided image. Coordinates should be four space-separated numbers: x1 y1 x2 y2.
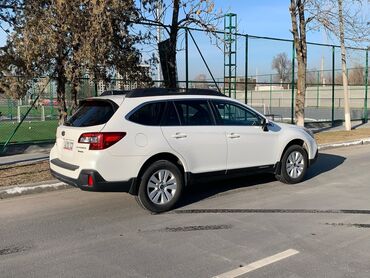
126 87 226 98
100 90 129 96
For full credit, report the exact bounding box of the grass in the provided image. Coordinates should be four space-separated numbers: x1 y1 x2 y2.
315 128 370 144
0 105 58 119
0 120 58 144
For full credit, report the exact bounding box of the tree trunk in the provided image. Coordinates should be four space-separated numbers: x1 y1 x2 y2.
290 0 307 127
296 62 306 126
162 0 179 89
56 58 67 125
70 78 79 115
338 0 351 131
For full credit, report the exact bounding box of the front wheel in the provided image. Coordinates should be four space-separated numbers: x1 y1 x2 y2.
136 160 183 213
276 145 308 184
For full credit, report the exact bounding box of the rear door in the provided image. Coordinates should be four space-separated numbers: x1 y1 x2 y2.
160 99 227 174
55 99 118 164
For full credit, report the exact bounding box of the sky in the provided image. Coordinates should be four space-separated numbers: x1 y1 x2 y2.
0 1 324 46
0 1 369 80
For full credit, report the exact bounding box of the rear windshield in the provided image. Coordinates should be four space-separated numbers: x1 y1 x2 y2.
65 100 117 127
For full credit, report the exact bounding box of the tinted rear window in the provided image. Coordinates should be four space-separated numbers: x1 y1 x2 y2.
65 101 117 127
129 102 165 126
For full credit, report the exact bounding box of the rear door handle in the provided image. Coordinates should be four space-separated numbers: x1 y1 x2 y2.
227 133 240 139
171 133 187 139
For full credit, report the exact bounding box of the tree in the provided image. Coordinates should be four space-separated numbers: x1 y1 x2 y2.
289 0 310 126
307 0 369 130
271 52 292 88
306 69 318 86
0 0 151 124
138 0 221 88
193 73 209 89
348 65 365 85
0 0 19 29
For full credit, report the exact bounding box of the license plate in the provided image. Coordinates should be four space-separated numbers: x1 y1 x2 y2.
63 140 74 151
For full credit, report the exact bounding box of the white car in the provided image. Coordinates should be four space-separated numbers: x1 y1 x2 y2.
50 88 318 212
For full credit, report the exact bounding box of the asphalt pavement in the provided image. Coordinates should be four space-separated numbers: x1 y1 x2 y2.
1 145 370 277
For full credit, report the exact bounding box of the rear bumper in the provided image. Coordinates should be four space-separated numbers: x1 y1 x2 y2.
50 169 136 194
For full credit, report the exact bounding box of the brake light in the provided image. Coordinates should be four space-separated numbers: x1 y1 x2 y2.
87 175 94 186
78 132 126 150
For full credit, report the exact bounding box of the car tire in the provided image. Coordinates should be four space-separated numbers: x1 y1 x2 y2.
136 160 183 213
276 145 308 184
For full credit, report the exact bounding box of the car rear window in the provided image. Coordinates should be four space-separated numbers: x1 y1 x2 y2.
65 100 117 127
128 102 165 126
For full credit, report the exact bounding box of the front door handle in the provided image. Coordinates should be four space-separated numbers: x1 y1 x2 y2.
171 132 187 139
227 133 240 139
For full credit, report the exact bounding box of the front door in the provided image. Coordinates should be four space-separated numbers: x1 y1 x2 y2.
211 100 279 170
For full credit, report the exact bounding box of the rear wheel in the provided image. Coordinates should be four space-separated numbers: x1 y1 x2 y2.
136 160 183 213
276 145 308 184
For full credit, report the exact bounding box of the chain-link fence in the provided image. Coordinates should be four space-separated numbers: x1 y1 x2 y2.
0 23 369 150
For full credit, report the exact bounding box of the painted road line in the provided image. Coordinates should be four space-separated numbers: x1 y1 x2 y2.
213 249 299 278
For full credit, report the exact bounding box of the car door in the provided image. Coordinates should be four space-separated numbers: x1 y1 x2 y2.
211 99 279 170
160 99 227 174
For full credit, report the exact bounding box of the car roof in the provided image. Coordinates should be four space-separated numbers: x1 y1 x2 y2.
99 88 226 98
127 88 226 98
90 87 230 104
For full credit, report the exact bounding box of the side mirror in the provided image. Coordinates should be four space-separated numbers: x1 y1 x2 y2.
261 118 269 132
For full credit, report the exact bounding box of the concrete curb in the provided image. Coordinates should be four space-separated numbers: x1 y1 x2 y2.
0 180 73 200
318 137 370 150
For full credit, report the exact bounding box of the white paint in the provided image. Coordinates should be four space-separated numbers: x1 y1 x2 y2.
213 249 299 278
4 182 66 195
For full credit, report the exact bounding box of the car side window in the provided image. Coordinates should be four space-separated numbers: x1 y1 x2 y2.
161 101 180 126
174 100 214 126
128 102 165 126
212 100 262 126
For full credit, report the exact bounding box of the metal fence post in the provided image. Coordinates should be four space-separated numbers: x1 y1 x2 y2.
332 46 335 126
291 41 295 124
316 70 320 108
269 74 272 110
245 34 248 104
185 28 189 91
94 81 98 97
50 79 54 118
364 49 369 123
7 98 12 119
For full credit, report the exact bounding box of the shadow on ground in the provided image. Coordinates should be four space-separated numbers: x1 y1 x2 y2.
177 152 345 209
305 153 346 180
177 174 276 208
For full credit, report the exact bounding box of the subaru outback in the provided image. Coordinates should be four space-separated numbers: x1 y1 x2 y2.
50 88 318 212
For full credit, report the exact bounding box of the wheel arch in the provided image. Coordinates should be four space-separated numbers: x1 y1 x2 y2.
130 152 187 195
275 139 309 174
280 139 309 160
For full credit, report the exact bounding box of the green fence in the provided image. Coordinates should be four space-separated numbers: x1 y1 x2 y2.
0 23 369 151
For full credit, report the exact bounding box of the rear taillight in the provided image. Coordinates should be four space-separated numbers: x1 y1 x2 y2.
87 175 94 186
78 132 126 150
